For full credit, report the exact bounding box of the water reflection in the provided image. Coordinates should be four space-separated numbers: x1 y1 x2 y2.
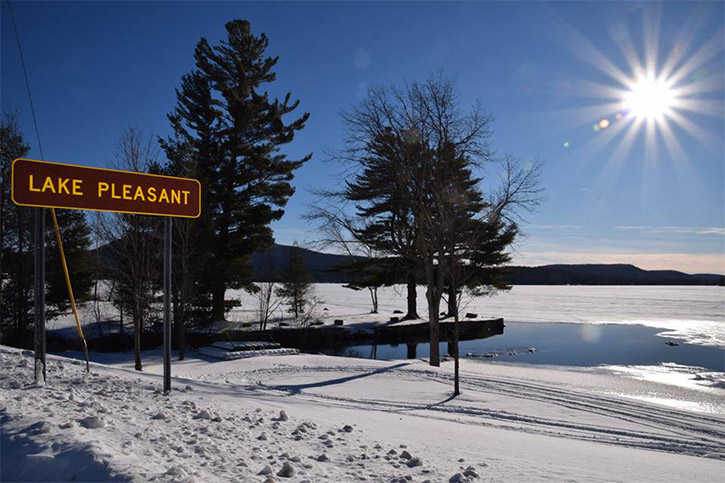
319 322 725 372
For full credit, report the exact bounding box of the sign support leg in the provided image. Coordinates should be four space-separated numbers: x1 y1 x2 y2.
33 207 46 384
163 217 172 393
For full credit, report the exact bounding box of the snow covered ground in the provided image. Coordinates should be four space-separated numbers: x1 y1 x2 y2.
2 345 724 482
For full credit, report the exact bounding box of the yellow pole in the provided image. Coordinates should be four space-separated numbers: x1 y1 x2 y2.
50 208 90 373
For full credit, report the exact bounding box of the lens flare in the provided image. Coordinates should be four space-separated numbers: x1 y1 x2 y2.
580 324 602 343
598 119 610 129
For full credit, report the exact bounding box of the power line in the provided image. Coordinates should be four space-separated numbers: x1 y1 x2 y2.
6 0 45 159
6 0 92 374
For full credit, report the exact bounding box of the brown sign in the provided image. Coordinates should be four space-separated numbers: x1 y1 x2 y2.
11 158 201 218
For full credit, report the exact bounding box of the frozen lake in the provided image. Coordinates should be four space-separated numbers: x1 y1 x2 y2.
52 283 725 355
229 283 725 348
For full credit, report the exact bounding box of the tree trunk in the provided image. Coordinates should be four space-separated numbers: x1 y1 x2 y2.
178 313 185 361
293 288 299 319
93 277 101 338
404 271 419 320
427 288 440 366
133 297 143 370
211 275 226 321
369 287 379 313
454 310 460 396
447 285 457 318
261 284 271 331
133 311 142 371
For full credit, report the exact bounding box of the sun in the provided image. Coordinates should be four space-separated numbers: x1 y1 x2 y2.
623 76 675 121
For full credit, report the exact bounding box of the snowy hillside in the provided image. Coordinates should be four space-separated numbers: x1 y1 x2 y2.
2 345 724 482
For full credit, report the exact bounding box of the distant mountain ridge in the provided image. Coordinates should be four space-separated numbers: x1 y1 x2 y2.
252 244 724 286
251 244 356 283
92 242 724 285
506 263 724 286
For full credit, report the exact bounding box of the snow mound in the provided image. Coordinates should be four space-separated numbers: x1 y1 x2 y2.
198 346 299 360
211 341 281 351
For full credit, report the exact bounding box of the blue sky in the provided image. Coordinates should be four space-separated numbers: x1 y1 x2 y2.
2 1 723 274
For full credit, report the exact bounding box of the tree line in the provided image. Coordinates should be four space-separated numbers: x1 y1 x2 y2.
0 114 94 347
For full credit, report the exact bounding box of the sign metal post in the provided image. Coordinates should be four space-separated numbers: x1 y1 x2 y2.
163 217 172 393
33 207 46 384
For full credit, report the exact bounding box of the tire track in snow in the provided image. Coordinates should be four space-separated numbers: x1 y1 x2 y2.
227 364 725 459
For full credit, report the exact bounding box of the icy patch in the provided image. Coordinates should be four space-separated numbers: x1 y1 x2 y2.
600 362 725 413
601 363 725 393
600 319 725 349
615 394 723 414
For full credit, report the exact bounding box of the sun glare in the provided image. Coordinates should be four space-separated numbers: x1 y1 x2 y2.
552 3 723 168
623 76 675 121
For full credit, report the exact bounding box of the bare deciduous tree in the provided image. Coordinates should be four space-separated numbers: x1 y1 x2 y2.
255 281 282 331
161 142 209 360
306 197 383 314
398 75 497 367
438 154 543 395
97 126 161 371
296 295 324 328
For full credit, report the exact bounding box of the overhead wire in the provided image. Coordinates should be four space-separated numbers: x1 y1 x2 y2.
6 0 90 372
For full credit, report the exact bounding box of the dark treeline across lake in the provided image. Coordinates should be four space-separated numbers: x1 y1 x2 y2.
243 244 725 285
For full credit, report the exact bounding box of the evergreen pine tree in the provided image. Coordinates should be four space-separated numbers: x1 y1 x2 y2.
445 216 517 317
163 20 310 322
0 113 32 345
344 128 424 319
276 243 311 319
45 209 94 318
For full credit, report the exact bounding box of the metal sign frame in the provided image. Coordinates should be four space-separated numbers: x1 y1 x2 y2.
11 158 201 218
